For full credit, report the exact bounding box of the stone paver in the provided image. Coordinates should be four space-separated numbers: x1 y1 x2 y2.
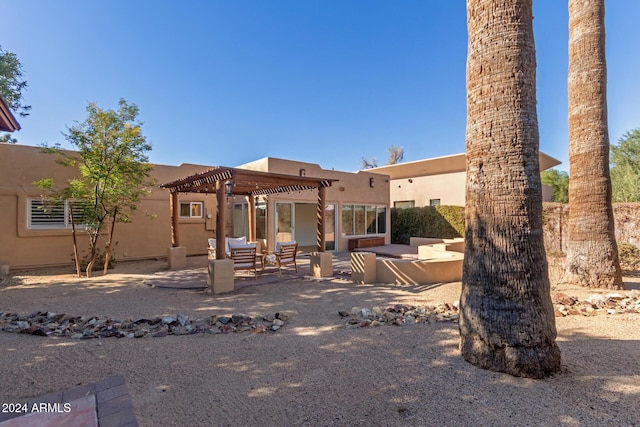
0 375 137 427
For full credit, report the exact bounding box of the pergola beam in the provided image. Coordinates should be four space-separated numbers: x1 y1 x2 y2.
161 166 338 257
161 167 335 196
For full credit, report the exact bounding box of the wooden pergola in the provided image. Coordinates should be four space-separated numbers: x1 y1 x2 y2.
160 166 337 259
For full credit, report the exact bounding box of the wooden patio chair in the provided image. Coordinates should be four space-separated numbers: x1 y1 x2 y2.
275 241 298 275
230 245 258 278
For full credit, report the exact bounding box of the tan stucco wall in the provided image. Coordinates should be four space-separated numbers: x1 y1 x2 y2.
239 157 391 252
390 172 466 207
390 172 554 207
1 147 390 269
0 144 214 269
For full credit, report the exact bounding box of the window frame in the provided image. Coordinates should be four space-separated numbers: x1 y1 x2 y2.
179 201 204 218
394 200 415 209
27 199 90 230
341 203 388 236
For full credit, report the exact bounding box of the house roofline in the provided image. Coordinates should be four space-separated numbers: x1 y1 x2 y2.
366 151 562 179
0 96 21 132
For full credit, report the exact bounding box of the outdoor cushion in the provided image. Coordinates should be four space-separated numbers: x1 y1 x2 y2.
226 236 247 253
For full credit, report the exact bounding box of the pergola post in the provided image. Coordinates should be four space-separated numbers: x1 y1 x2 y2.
316 186 326 252
216 181 227 259
170 192 180 247
167 191 186 269
248 195 256 243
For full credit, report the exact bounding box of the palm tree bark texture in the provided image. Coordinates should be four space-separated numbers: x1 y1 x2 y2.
566 0 623 289
460 0 561 378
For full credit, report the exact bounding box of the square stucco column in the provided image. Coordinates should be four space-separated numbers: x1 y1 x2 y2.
310 252 333 278
351 252 376 284
207 259 234 294
167 246 187 270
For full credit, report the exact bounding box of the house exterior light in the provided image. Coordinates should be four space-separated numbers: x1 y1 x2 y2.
225 180 234 197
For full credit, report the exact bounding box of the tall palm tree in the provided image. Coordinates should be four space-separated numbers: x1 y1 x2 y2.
459 0 561 378
566 0 623 289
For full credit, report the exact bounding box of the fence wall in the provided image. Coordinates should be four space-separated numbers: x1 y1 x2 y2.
543 202 640 253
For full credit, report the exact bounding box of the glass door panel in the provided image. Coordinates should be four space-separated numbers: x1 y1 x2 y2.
276 202 293 242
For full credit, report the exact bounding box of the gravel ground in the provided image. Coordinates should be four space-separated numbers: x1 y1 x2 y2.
1 259 639 427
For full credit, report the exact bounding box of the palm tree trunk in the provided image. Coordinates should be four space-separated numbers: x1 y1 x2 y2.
566 0 623 289
460 0 561 378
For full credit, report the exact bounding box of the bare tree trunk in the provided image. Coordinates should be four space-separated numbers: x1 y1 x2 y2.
460 0 561 378
86 230 99 278
69 205 82 278
566 0 623 289
103 207 118 275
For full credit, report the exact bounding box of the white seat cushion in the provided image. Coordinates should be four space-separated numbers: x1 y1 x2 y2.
226 236 247 252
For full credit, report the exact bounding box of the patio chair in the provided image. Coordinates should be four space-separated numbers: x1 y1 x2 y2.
208 236 249 259
230 245 258 278
207 239 216 259
275 241 298 275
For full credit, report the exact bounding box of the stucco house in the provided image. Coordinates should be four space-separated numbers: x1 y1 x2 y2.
365 151 561 208
0 144 390 270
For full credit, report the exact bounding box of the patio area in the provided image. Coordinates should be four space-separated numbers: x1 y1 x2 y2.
144 244 431 291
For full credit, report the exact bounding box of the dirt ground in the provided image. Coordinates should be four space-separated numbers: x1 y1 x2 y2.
1 258 639 426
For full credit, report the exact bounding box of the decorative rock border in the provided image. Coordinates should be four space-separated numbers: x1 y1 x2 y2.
0 311 289 339
339 291 640 329
338 303 460 328
552 291 640 316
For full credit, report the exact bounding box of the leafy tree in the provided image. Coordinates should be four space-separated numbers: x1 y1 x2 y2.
35 99 154 277
0 133 18 144
0 45 30 143
541 169 569 203
611 129 640 202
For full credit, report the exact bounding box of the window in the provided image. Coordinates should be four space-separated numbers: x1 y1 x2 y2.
28 199 89 229
394 200 415 209
233 203 248 238
179 202 203 218
342 204 387 236
232 200 267 239
429 199 441 206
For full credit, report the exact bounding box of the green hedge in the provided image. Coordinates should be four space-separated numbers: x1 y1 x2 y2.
391 205 465 244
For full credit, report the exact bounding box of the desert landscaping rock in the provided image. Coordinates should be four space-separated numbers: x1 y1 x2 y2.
340 290 640 328
340 302 460 327
0 311 287 339
552 290 640 317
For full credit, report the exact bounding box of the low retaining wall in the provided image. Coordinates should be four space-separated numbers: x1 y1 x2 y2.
354 238 464 285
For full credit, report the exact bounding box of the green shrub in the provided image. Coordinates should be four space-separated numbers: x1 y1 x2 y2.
391 205 465 244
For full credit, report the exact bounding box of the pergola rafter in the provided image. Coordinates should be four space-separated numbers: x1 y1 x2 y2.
160 166 337 258
161 167 335 196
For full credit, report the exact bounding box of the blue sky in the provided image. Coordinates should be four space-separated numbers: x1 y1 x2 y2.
3 1 639 172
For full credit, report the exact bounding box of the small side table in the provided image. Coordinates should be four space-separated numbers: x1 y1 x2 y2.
262 252 277 272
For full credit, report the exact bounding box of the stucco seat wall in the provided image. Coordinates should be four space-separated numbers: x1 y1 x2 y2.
374 240 464 285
